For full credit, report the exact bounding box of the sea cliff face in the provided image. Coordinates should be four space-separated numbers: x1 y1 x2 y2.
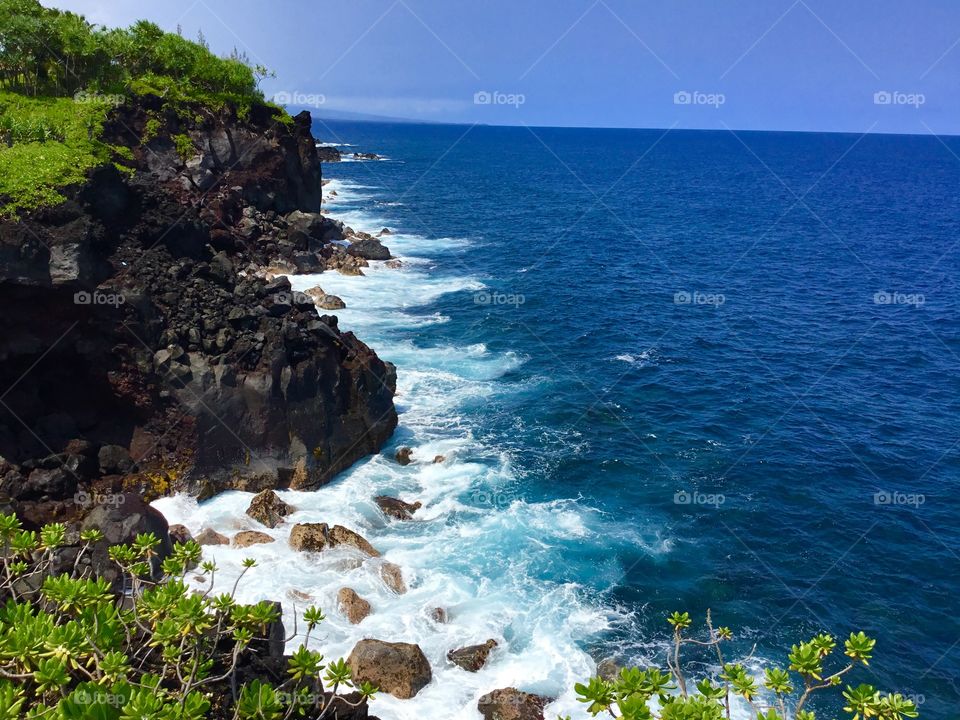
0 98 397 535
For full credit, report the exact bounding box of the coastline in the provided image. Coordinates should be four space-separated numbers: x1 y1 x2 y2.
153 157 604 719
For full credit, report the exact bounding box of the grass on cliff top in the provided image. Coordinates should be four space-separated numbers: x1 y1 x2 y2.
0 91 117 218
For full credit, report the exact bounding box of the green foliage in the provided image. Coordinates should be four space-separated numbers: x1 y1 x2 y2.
0 0 292 216
0 511 376 719
569 611 918 720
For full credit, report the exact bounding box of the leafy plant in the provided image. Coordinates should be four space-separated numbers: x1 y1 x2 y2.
565 611 918 720
0 511 376 718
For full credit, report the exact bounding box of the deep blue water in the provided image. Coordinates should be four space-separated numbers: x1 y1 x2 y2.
314 121 960 715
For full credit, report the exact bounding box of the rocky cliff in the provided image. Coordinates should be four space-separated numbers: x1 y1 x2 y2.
0 97 397 532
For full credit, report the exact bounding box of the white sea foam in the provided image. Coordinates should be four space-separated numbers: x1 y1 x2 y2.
152 167 649 719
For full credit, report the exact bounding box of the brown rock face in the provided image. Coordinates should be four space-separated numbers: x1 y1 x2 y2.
477 688 551 720
288 522 379 557
337 587 372 624
374 495 422 521
245 489 294 528
195 527 229 545
447 639 498 672
0 102 398 539
233 530 274 547
347 639 432 699
379 561 407 594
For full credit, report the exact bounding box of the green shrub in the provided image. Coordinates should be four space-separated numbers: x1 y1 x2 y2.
566 611 918 720
0 512 375 718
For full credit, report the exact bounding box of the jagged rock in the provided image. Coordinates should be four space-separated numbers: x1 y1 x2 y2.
289 523 380 557
347 639 431 699
233 530 274 547
352 152 380 160
375 496 422 521
305 286 346 310
447 639 498 672
379 561 407 594
196 528 229 545
431 607 447 623
385 259 403 269
433 455 445 463
395 447 413 466
245 489 294 528
168 524 194 545
378 228 392 236
98 445 135 475
347 237 391 261
0 103 397 531
478 688 551 720
316 146 342 162
337 587 372 624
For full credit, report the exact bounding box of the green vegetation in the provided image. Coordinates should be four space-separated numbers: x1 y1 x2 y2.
0 512 376 718
567 611 918 720
0 0 285 216
0 90 116 216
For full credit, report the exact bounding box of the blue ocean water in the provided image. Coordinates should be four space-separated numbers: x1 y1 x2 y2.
159 122 960 718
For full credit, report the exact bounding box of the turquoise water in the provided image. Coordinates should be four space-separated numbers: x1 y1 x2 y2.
159 122 960 717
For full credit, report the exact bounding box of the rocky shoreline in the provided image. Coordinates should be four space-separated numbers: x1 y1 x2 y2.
0 97 554 719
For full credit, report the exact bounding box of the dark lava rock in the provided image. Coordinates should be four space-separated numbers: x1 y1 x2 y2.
375 495 422 521
347 237 391 261
448 639 498 672
347 639 432 699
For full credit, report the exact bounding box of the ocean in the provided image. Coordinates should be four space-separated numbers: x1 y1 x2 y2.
155 121 960 718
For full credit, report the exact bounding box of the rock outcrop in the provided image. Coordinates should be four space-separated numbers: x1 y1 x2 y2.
337 587 372 624
0 99 398 551
347 639 432 699
477 688 551 720
448 639 498 672
246 489 293 528
375 495 421 520
233 530 274 547
289 522 379 556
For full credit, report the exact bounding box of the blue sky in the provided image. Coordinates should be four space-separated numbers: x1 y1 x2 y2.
49 0 960 134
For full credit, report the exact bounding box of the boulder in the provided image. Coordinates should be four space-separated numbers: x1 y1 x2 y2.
477 688 551 720
431 607 447 624
379 561 407 594
347 639 431 699
337 587 372 624
432 455 445 464
448 639 498 672
289 523 380 557
233 530 275 548
395 447 413 466
347 237 391 261
168 524 194 545
597 658 621 682
375 496 422 521
378 228 392 236
98 445 135 475
305 286 346 310
385 259 403 269
245 489 294 528
196 527 230 546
